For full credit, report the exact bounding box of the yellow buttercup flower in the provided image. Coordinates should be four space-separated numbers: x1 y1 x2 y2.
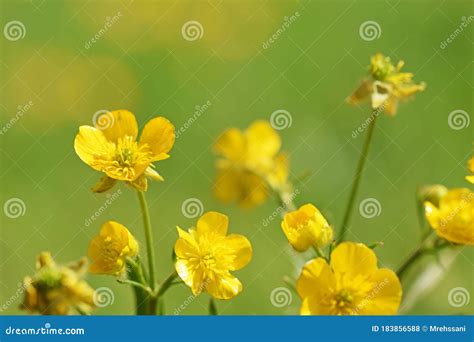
74 110 175 192
88 221 139 275
281 204 333 252
213 120 289 208
21 252 95 315
467 155 474 184
297 242 402 315
174 211 252 299
348 53 426 116
424 188 474 245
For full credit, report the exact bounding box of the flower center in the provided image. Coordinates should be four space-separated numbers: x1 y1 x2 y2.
101 136 152 180
115 136 140 167
334 289 354 308
200 253 216 271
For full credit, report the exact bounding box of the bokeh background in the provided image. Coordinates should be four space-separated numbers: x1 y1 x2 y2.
0 0 472 315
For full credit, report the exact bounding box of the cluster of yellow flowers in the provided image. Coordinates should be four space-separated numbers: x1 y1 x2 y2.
21 53 472 316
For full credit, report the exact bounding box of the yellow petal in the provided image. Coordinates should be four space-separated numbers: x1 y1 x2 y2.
128 174 148 192
214 168 269 208
267 153 289 189
213 128 246 161
205 271 243 300
196 211 229 237
347 79 372 105
245 120 281 159
139 117 175 161
356 268 402 315
383 95 399 116
145 166 164 181
423 201 440 230
175 259 200 291
330 242 377 278
467 175 474 184
88 221 136 275
99 110 138 143
92 176 117 193
74 126 113 170
300 295 332 315
219 234 252 271
174 227 199 258
191 266 206 295
297 258 334 299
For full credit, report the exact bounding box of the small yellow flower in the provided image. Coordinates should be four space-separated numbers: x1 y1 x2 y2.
281 204 333 252
21 252 95 315
424 188 474 245
297 242 402 315
174 211 252 299
213 120 289 208
88 221 139 275
348 53 426 116
467 155 474 184
74 110 175 192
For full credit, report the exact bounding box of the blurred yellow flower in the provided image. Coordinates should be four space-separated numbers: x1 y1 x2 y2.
297 242 402 315
348 53 426 116
88 221 139 275
74 110 175 192
174 211 252 299
213 120 289 208
424 188 474 245
281 203 333 252
21 252 95 315
467 156 474 184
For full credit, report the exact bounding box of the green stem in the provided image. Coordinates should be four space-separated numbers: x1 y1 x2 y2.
396 231 433 280
313 245 327 260
209 298 218 315
137 191 157 291
136 191 158 314
339 114 378 242
126 258 149 315
117 279 153 295
155 272 178 297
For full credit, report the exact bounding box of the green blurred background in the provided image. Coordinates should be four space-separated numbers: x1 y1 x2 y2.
0 0 472 315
